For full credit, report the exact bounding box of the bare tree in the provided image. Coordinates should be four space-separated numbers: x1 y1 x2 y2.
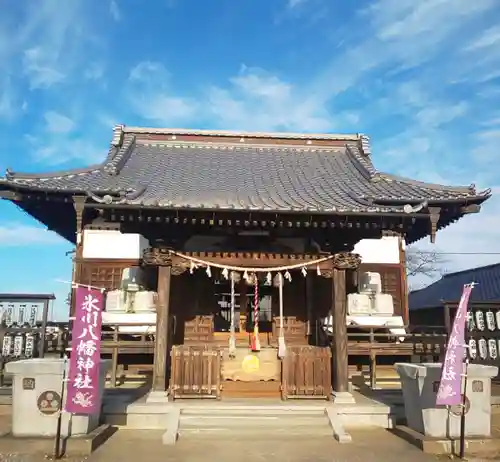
406 248 448 280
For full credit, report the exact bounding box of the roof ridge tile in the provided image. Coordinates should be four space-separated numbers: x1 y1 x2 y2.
140 140 339 153
122 125 360 141
103 135 135 176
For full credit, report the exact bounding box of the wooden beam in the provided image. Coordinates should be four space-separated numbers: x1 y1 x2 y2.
428 207 441 244
175 252 335 269
0 190 23 201
332 268 348 393
152 264 172 392
461 204 481 214
143 248 338 270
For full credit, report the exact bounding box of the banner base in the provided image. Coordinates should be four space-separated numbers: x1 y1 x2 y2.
392 425 500 456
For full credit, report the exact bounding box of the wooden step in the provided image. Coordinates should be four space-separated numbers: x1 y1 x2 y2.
221 380 281 398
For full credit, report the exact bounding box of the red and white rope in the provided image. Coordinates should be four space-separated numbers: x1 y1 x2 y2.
254 275 259 333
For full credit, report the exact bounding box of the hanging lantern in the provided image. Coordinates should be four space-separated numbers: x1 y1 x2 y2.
222 267 229 280
206 266 212 278
5 304 13 327
316 265 321 276
284 270 292 282
189 261 196 274
18 304 26 326
13 333 24 357
24 333 36 358
2 334 12 357
243 270 249 282
29 304 38 327
301 267 307 277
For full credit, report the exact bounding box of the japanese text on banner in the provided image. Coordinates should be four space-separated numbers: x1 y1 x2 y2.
65 287 103 415
436 284 474 406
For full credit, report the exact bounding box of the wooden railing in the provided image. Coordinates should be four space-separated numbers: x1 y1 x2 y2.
65 322 156 388
99 323 156 387
0 322 451 393
169 345 221 399
345 330 448 388
281 346 331 400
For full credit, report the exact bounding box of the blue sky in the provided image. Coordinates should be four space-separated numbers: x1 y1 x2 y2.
1 0 500 319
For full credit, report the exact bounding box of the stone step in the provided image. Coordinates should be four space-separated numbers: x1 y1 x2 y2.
180 414 330 427
103 402 171 430
179 425 334 437
180 406 327 417
178 406 332 437
179 412 332 436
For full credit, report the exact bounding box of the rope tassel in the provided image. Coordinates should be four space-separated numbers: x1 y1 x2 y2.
229 272 236 357
250 274 260 352
277 272 286 359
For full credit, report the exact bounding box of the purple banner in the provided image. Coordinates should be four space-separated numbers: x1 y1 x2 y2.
436 284 474 406
65 287 103 415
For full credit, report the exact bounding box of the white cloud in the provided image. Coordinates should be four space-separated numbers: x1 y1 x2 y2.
126 62 198 126
0 223 65 246
26 136 105 166
287 0 307 8
472 129 500 166
0 78 27 121
0 84 16 120
22 107 106 165
96 112 119 129
464 26 500 51
110 1 121 21
22 47 65 89
310 0 498 100
43 111 75 134
206 66 335 131
0 0 96 90
129 61 167 82
127 62 355 132
84 62 105 81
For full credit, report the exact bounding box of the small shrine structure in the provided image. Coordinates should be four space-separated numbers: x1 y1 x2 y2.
0 126 491 401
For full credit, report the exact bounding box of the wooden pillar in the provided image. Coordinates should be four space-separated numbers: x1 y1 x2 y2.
70 196 86 317
444 303 452 335
331 268 348 393
305 274 314 338
153 264 172 391
238 279 248 333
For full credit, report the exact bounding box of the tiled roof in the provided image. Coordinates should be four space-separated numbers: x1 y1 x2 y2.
0 126 491 214
409 263 500 310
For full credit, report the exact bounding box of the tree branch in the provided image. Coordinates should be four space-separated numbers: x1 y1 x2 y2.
406 248 448 279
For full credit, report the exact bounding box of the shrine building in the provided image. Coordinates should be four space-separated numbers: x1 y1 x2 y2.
0 126 491 401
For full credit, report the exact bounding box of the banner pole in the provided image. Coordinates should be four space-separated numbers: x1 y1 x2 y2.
54 354 68 460
459 288 473 461
436 282 476 459
459 356 469 459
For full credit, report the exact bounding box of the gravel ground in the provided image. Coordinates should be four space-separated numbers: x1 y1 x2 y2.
1 406 500 461
0 429 439 462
